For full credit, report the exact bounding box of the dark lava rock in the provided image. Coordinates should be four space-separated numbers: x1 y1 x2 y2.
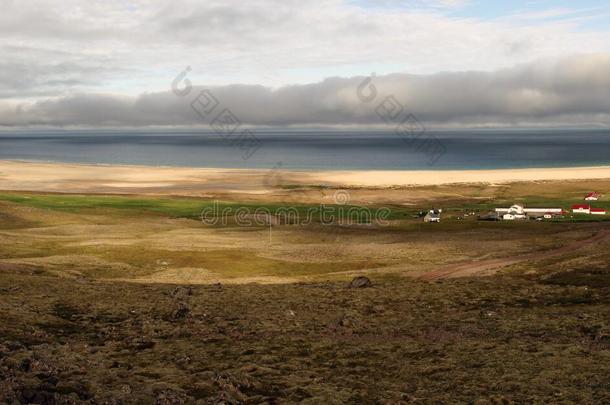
18 357 32 372
19 387 55 405
134 339 156 351
155 388 188 404
349 276 372 288
55 380 92 400
171 302 191 320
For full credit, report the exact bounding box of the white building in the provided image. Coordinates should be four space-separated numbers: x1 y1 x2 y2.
495 204 562 220
585 192 601 201
521 208 563 214
572 204 591 214
424 209 441 223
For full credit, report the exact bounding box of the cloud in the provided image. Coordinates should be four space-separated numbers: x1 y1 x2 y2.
2 0 610 97
3 54 610 128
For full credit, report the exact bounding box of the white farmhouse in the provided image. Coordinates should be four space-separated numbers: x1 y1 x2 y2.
572 204 591 214
495 204 562 220
496 204 526 220
585 192 601 201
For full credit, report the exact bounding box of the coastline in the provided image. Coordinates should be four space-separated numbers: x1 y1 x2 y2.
2 160 610 195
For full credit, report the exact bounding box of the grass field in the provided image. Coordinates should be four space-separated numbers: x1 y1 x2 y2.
0 190 603 283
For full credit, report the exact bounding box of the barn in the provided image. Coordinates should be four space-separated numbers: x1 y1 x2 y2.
584 192 601 201
572 204 591 214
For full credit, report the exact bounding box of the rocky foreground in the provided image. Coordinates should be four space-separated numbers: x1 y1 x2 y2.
1 269 609 404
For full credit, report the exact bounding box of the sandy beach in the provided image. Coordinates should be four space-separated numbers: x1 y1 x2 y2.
2 160 610 196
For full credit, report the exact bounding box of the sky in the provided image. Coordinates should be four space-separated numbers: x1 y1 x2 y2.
2 0 610 128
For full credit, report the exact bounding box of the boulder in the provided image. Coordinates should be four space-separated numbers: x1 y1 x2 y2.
349 276 372 288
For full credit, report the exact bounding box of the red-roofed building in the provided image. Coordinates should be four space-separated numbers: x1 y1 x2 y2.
585 192 601 201
591 208 607 215
572 204 591 214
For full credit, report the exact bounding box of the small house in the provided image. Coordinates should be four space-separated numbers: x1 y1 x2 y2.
424 209 441 223
498 204 525 220
585 192 601 201
572 204 591 214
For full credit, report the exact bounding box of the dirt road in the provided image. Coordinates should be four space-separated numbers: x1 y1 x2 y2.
420 227 610 281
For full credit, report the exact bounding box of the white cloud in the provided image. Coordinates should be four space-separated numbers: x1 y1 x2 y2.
1 0 610 95
3 54 610 128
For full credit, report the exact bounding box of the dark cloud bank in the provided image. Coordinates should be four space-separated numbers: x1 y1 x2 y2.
2 55 610 129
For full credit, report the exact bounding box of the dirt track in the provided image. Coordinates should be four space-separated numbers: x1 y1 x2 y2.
420 227 610 281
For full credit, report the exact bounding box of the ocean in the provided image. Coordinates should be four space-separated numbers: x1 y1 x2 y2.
1 129 610 170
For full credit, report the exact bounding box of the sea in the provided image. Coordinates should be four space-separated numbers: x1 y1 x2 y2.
1 129 610 170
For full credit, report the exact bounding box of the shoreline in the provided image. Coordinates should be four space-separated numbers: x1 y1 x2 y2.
2 160 610 196
4 157 610 173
